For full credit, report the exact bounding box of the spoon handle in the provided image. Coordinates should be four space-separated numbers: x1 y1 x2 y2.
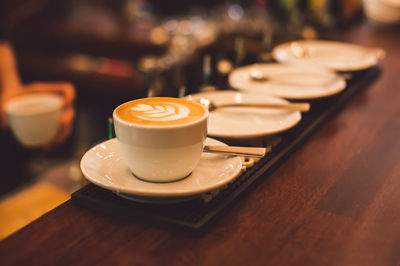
217 102 310 112
203 145 270 158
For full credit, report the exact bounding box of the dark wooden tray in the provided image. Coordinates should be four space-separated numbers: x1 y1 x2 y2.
71 66 381 234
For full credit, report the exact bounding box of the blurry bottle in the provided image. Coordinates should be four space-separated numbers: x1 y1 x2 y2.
267 0 304 38
334 0 362 26
305 0 361 29
200 54 216 92
307 0 336 28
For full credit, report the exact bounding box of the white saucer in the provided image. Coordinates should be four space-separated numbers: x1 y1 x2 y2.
363 0 400 24
272 40 381 72
380 0 400 8
228 63 346 100
80 138 242 200
186 91 301 138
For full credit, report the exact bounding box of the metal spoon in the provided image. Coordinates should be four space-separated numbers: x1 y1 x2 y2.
290 42 311 58
249 68 269 82
199 97 310 112
203 145 270 158
249 67 352 82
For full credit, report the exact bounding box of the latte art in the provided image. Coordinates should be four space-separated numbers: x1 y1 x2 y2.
130 103 190 122
115 97 206 126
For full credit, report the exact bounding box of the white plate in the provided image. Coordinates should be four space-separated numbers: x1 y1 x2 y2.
272 40 381 72
363 0 400 24
380 0 400 8
228 63 346 100
186 91 302 138
80 138 242 200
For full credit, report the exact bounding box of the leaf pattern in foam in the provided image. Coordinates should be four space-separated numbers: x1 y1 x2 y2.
130 103 190 122
130 104 153 111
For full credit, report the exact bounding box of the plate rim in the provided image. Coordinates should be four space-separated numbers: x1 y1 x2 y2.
228 63 347 99
80 137 243 197
186 90 302 138
271 40 379 72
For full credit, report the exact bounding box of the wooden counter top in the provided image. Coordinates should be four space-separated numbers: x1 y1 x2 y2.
1 21 400 265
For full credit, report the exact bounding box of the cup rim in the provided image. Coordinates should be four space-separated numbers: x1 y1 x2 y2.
5 93 63 116
113 97 209 129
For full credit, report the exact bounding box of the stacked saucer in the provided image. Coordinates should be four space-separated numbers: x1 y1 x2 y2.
272 40 385 72
228 63 346 99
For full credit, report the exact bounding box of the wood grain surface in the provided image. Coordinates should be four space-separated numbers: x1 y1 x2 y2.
1 21 400 266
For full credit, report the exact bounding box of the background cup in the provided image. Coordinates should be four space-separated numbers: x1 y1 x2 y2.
5 92 63 147
113 97 208 182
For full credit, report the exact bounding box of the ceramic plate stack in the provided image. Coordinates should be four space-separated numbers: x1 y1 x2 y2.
363 0 400 25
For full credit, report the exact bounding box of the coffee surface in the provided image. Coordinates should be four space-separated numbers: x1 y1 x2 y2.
5 93 63 115
115 97 206 126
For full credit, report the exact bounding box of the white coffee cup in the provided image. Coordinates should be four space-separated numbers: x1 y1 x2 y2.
113 97 208 182
5 93 63 147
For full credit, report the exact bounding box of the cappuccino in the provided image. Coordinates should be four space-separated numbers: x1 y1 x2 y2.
115 97 206 126
113 97 208 182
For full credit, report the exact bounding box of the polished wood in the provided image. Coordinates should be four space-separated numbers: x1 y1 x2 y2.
1 21 400 265
0 182 69 240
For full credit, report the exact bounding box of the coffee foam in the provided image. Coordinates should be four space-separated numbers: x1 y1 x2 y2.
5 93 63 116
115 97 206 126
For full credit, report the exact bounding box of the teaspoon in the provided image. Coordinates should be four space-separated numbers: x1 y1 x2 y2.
203 145 270 158
199 97 310 112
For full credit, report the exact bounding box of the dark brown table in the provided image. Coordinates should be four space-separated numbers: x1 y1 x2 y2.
1 21 400 266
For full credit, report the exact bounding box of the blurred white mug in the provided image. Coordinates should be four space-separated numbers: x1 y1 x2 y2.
5 92 63 147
